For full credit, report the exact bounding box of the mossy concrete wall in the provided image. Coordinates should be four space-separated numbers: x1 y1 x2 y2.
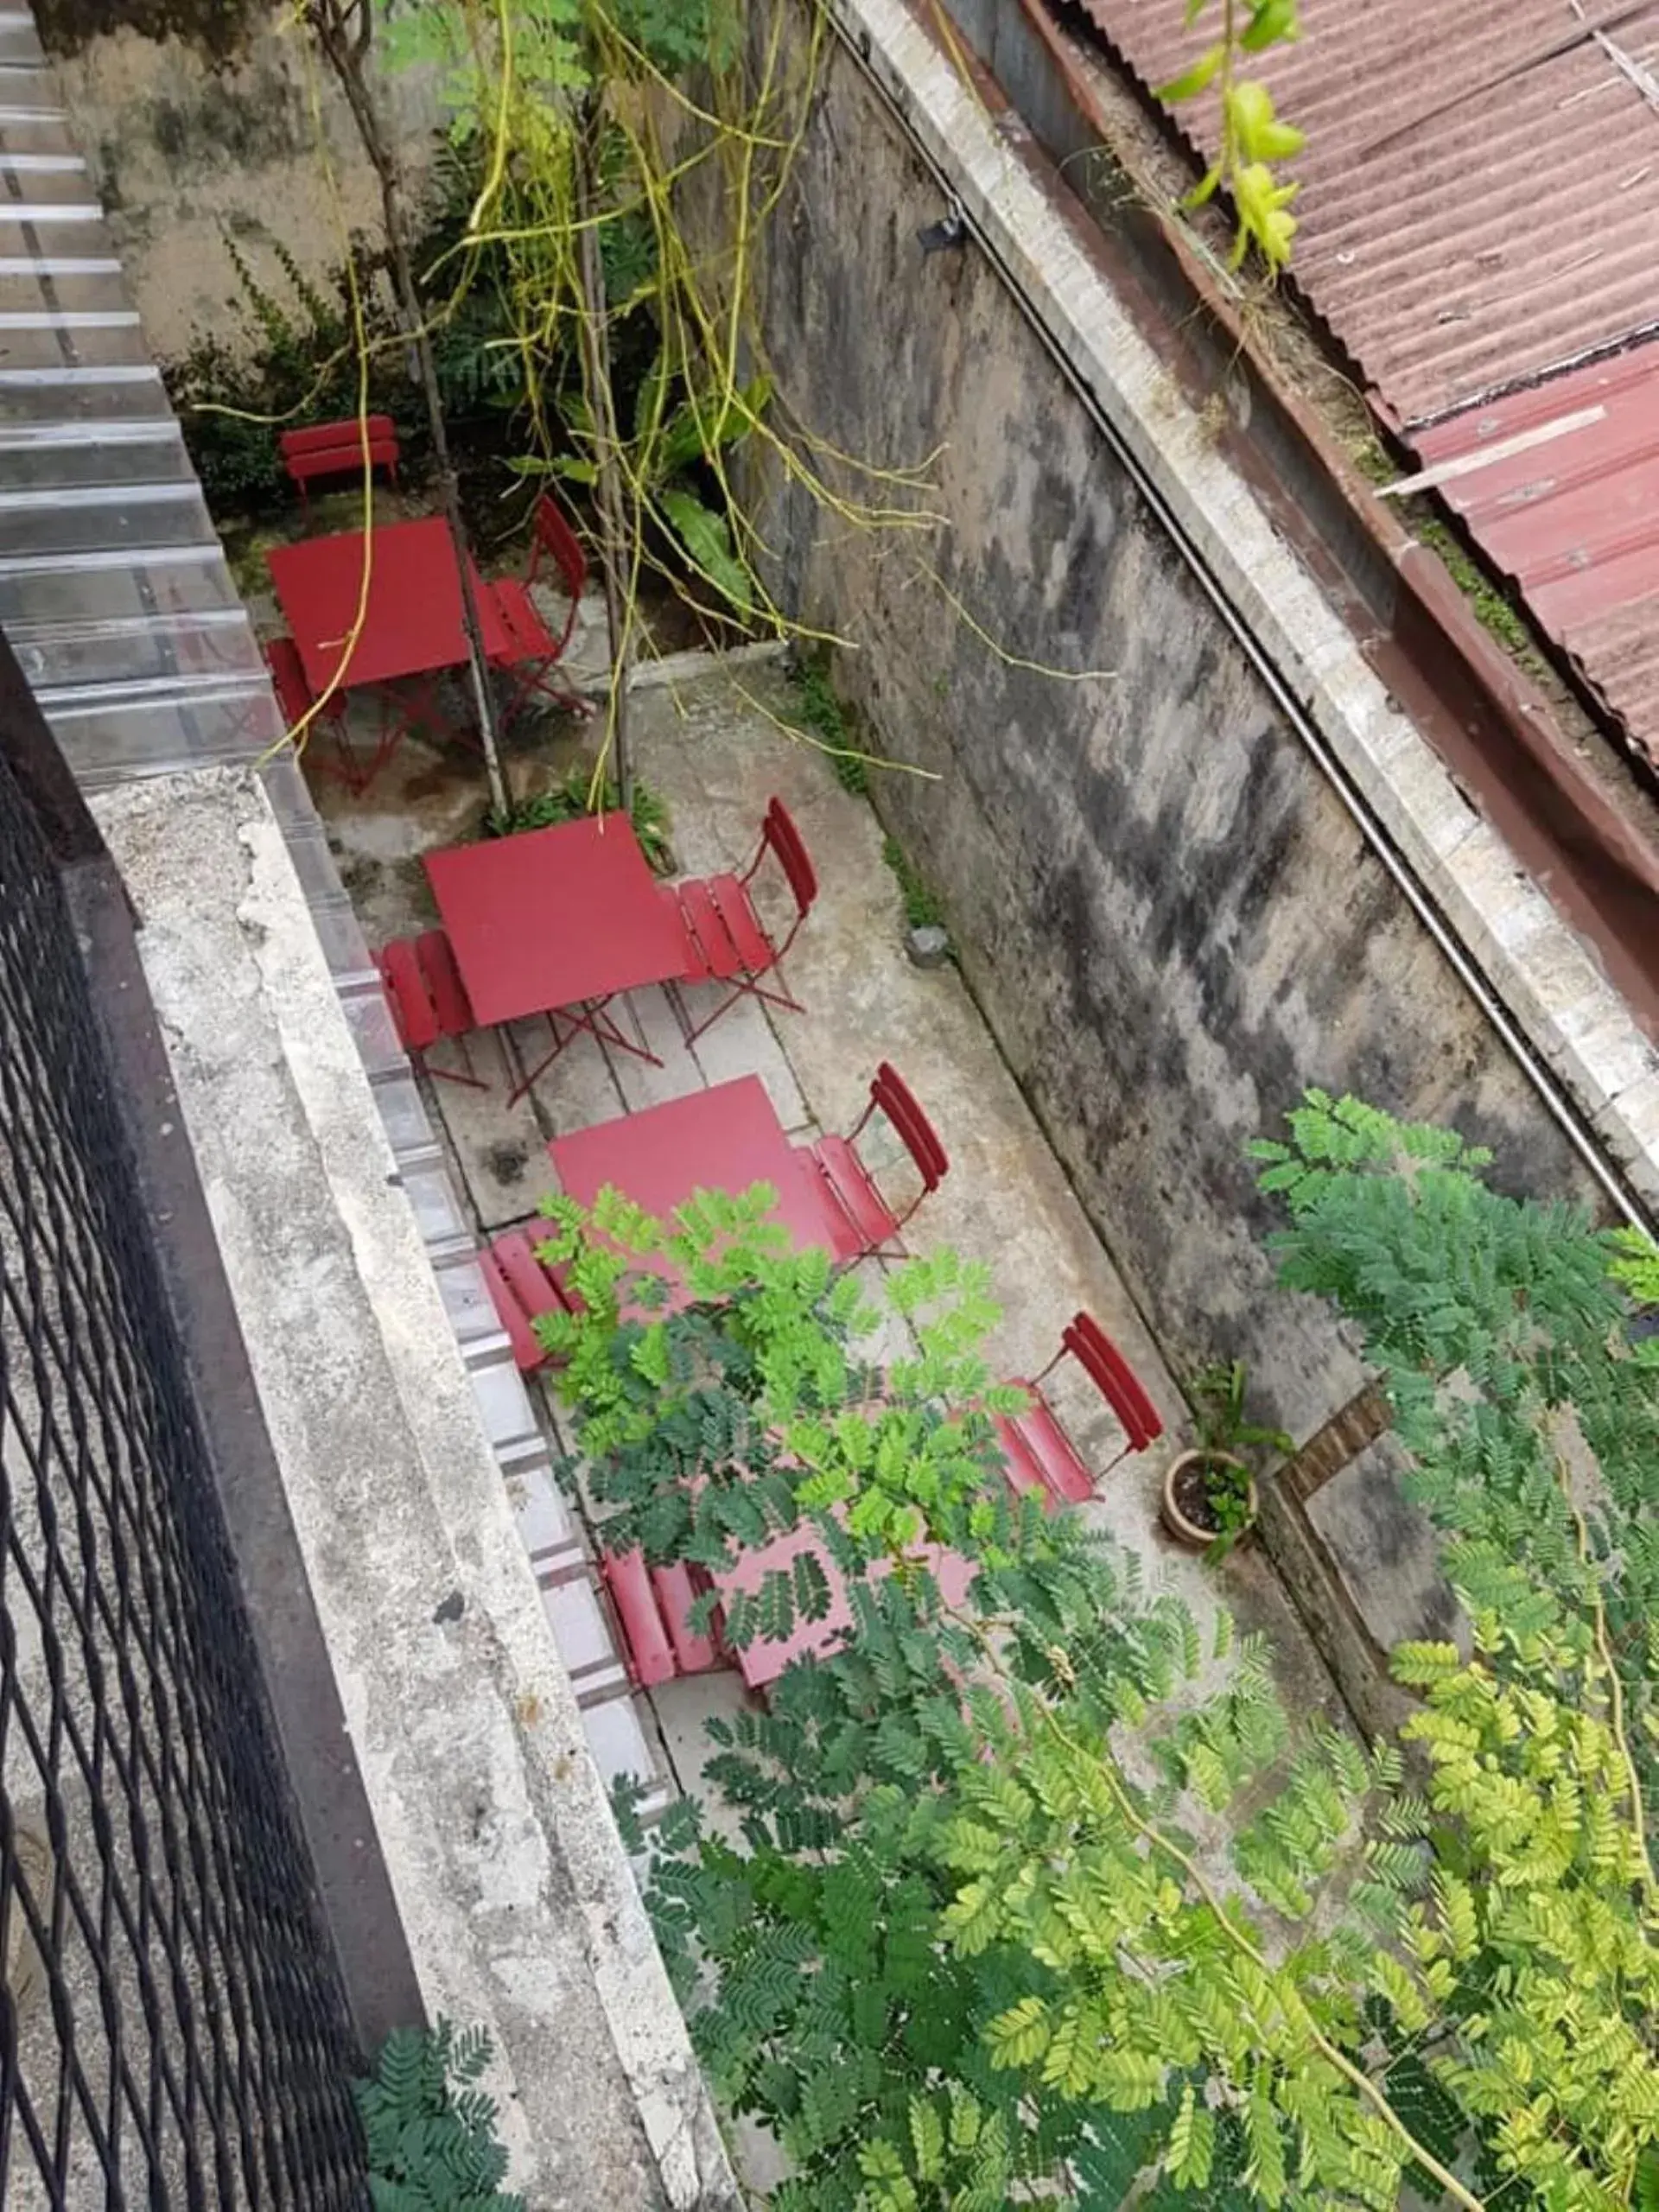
41 3 442 359
725 0 1635 1707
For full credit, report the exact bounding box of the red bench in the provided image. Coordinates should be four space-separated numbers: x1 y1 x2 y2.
279 414 400 505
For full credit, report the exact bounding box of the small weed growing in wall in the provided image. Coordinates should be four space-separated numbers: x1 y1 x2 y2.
789 658 868 795
881 834 946 934
1407 508 1550 677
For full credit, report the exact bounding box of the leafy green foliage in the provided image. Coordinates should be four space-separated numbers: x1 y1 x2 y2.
790 658 869 793
536 1187 1516 2209
1255 1090 1659 1816
535 1104 1659 2211
354 2022 523 2212
1157 0 1306 270
484 765 671 872
880 836 946 935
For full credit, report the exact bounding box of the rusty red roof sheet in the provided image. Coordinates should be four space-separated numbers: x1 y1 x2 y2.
1071 0 1659 429
1409 343 1659 772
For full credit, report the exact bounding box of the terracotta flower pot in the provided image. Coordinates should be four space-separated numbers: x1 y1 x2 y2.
1160 1448 1255 1552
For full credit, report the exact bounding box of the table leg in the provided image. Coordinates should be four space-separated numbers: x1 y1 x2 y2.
505 995 664 1107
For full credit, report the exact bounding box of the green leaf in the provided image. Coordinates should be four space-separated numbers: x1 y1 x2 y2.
1240 0 1299 48
909 2094 945 2183
659 487 753 613
985 1994 1051 2069
1156 42 1224 102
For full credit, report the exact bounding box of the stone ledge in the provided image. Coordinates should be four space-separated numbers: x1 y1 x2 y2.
92 766 737 2212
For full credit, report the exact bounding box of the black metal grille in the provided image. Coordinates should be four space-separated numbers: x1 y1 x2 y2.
0 730 369 2204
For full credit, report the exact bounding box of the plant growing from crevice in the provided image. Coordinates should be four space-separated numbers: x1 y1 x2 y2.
354 2020 522 2212
790 657 868 795
483 765 672 874
880 834 946 936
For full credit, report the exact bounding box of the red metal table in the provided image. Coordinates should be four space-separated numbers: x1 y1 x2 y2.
547 1074 838 1246
550 1076 968 1691
268 518 518 786
426 812 690 1097
712 1518 976 1689
268 517 516 693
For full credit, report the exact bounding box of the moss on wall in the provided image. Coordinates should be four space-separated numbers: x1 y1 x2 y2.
35 0 259 64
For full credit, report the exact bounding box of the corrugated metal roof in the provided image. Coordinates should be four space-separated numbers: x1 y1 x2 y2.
1071 0 1659 429
1410 342 1659 772
1568 595 1659 775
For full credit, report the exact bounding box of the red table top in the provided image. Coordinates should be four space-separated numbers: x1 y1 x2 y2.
425 812 689 1027
548 1075 839 1248
712 1516 976 1688
268 517 517 694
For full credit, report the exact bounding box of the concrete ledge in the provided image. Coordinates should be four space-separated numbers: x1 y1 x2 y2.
92 767 737 2212
829 0 1659 1216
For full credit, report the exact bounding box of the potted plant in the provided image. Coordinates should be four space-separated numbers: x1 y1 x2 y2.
1160 1359 1293 1560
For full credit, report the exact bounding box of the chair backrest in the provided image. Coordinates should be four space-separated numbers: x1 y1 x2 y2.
489 1229 569 1324
280 414 398 461
762 798 818 919
416 928 475 1040
1062 1313 1163 1452
870 1062 948 1192
263 636 313 724
528 493 588 601
375 937 440 1054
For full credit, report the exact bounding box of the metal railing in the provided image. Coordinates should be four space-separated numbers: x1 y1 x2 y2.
0 662 371 2204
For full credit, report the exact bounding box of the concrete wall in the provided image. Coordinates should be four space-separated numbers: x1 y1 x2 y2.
728 2 1624 1701
44 5 442 359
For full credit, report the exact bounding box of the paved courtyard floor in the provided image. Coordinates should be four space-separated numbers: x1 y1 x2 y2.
310 657 1344 1813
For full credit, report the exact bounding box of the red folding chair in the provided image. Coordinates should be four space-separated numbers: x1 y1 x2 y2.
480 1228 575 1372
601 1550 727 1686
374 929 491 1091
279 414 400 505
263 635 361 787
490 493 591 719
802 1061 947 1262
996 1313 1164 1507
662 799 818 1046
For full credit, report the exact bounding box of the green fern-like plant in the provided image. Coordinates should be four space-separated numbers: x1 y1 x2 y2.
543 1147 1659 2211
354 2022 524 2212
1255 1090 1659 1818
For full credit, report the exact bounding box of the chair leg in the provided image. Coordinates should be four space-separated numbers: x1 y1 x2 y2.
416 1042 491 1093
679 970 808 1048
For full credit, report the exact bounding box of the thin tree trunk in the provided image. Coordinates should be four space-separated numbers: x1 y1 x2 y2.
574 105 633 812
307 2 510 822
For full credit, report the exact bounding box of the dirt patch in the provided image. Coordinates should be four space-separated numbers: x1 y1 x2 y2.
334 852 384 905
1169 1456 1222 1536
486 1141 530 1187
